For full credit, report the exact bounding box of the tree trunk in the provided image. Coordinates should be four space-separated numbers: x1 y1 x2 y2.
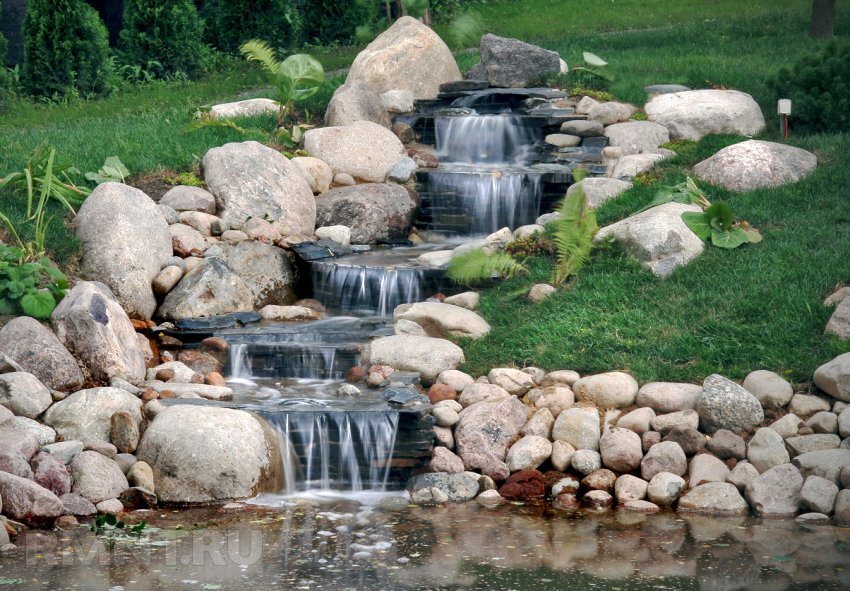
810 0 836 37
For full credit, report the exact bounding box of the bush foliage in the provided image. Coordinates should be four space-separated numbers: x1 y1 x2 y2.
202 0 301 54
300 0 370 45
120 0 205 79
22 0 110 98
0 2 11 107
770 39 850 134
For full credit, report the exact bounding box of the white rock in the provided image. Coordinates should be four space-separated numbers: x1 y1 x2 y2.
0 372 52 419
603 121 670 155
610 153 668 182
380 89 415 113
573 372 638 408
394 302 490 340
304 121 406 183
645 89 766 140
552 407 601 450
488 368 535 395
742 370 793 409
747 427 790 472
209 98 278 119
693 140 817 192
506 435 552 471
636 382 703 413
617 407 656 434
567 178 632 209
528 283 557 303
688 454 730 488
769 413 803 439
437 370 474 393
550 440 576 471
369 335 464 383
292 157 334 194
650 410 700 434
646 472 685 506
813 353 850 402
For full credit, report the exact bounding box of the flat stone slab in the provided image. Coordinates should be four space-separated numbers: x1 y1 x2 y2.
693 140 817 192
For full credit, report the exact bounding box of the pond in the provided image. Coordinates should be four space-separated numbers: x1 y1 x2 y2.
2 496 848 590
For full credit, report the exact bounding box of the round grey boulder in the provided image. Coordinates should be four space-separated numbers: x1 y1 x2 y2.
44 387 142 446
693 140 817 192
0 317 84 391
697 374 764 434
70 450 129 504
0 372 52 419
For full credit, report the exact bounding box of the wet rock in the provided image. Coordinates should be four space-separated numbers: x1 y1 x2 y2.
582 468 616 492
202 141 315 236
594 203 705 277
477 33 559 88
550 440 576 471
663 427 706 456
571 449 602 475
110 411 140 453
706 429 746 460
688 454 730 488
636 382 702 413
369 335 464 383
560 120 604 137
697 374 764 434
0 471 64 524
137 405 274 503
694 140 816 192
800 475 838 515
408 471 480 503
645 89 765 141
599 427 643 472
641 441 687 481
394 302 490 340
747 427 790 472
158 258 254 321
623 500 660 513
51 282 146 383
305 122 407 184
30 452 71 496
0 317 84 391
742 370 793 409
814 353 850 402
552 407 600 450
75 183 171 319
616 407 656 434
834 489 850 526
70 450 129 504
573 372 638 408
499 469 546 500
727 461 759 493
0 372 52 419
603 121 670 155
160 185 216 214
96 498 124 515
59 493 96 517
745 463 802 518
507 436 552 471
454 396 527 480
786 434 841 456
259 305 320 322
475 489 505 507
678 482 749 516
324 80 391 128
44 387 142 446
615 474 648 503
582 489 613 509
347 17 461 99
425 447 465 473
315 183 416 243
651 410 700 434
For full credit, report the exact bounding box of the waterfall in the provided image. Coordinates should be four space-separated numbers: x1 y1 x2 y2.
434 114 536 165
310 262 425 316
229 343 253 380
261 410 400 493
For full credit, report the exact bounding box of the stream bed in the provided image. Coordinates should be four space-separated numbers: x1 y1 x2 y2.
2 500 848 590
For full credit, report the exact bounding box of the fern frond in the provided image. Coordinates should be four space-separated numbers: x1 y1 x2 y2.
551 186 598 286
446 248 527 285
239 39 281 79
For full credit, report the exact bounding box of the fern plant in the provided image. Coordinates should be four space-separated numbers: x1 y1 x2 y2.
239 40 324 127
551 184 598 286
446 248 527 285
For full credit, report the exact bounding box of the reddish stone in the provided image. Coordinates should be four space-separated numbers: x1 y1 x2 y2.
141 388 159 402
199 337 228 353
178 350 222 375
498 469 546 501
553 493 580 510
345 366 365 383
31 453 72 496
581 469 617 492
190 373 205 384
295 299 326 313
155 369 175 382
158 390 176 399
55 515 79 529
206 372 226 387
543 470 567 490
159 334 183 349
428 383 457 404
131 319 149 331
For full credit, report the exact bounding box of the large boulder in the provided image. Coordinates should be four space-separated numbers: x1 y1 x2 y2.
0 372 52 419
202 141 316 236
346 16 461 99
0 317 84 391
476 33 560 88
697 374 764 434
394 302 490 339
218 241 297 308
0 471 64 524
677 482 749 516
813 353 850 402
599 427 643 472
636 382 703 413
594 202 705 277
566 178 632 209
51 282 146 383
825 298 850 340
603 121 670 156
645 89 766 140
75 182 172 319
792 449 850 485
157 258 254 320
315 183 417 244
324 81 391 128
70 450 129 504
136 405 275 503
552 407 601 451
43 387 142 446
746 427 790 472
368 335 464 383
304 122 407 183
455 396 528 480
745 463 803 518
693 140 817 192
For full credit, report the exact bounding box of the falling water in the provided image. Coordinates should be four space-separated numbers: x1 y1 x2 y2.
261 410 400 493
434 114 536 165
310 261 425 316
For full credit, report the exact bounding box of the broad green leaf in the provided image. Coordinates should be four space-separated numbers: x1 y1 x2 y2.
20 290 56 319
705 201 733 230
681 211 711 240
0 298 18 315
711 228 749 249
279 54 325 103
583 51 608 67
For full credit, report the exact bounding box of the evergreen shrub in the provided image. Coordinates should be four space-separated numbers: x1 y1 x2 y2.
121 0 205 79
202 0 300 53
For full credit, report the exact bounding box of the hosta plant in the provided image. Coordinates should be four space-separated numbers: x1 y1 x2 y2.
0 244 68 319
681 201 762 249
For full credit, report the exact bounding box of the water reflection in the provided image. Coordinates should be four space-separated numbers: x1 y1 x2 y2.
2 502 848 590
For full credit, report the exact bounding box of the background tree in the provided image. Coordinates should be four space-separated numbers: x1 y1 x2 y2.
120 0 205 79
202 0 300 53
22 0 110 97
810 0 836 37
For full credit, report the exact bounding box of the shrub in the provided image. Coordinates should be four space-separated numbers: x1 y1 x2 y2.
21 0 110 98
202 0 300 54
770 38 850 134
299 0 370 45
0 2 12 108
120 0 205 79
